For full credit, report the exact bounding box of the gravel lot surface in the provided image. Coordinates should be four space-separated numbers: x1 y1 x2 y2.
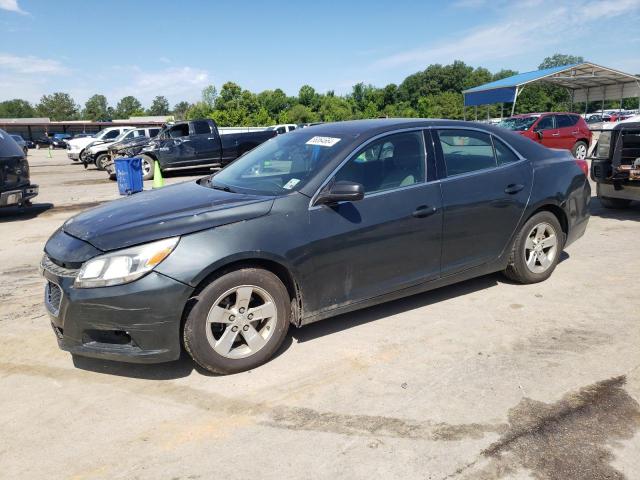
1 150 639 480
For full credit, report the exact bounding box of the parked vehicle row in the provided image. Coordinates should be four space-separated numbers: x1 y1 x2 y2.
41 119 590 374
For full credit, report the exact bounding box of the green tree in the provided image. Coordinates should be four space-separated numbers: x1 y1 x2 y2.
538 54 584 70
147 95 170 116
115 96 144 118
282 104 318 124
83 94 109 121
298 85 318 108
36 92 78 121
172 101 191 120
0 99 35 118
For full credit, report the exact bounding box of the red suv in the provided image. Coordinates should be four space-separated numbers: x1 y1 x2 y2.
499 113 591 160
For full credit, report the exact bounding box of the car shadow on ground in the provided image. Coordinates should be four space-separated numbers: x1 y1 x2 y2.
589 197 640 221
0 203 54 221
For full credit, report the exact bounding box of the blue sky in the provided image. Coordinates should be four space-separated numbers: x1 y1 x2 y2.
1 0 640 108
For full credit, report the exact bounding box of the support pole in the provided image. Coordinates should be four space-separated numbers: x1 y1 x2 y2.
474 106 478 121
585 88 590 115
511 87 519 116
601 86 606 115
620 84 624 113
463 105 466 121
570 89 574 112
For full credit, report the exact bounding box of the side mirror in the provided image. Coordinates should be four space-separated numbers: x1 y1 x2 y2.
535 129 543 140
314 180 365 206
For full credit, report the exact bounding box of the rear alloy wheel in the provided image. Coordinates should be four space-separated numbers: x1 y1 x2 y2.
140 154 154 181
184 268 290 374
572 141 588 160
504 211 563 284
599 196 632 209
95 153 110 171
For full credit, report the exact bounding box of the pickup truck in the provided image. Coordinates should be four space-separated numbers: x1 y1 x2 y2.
135 119 276 180
590 121 640 208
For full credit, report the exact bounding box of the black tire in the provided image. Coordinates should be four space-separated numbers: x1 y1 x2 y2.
571 140 588 160
184 268 290 374
95 153 109 171
503 211 564 284
599 196 632 209
140 154 154 181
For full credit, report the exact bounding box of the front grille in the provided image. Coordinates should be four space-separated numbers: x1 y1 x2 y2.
45 281 62 317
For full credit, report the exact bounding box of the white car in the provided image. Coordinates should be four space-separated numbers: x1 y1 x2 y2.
86 127 159 170
66 126 134 161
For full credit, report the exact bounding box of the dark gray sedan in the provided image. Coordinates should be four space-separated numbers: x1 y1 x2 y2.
41 119 590 374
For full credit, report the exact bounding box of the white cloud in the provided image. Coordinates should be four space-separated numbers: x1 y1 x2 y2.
0 0 27 14
110 66 211 104
373 0 640 71
0 53 69 75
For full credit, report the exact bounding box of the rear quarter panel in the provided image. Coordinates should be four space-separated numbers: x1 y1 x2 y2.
525 150 590 247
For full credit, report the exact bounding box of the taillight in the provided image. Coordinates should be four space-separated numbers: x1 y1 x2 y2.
575 158 588 176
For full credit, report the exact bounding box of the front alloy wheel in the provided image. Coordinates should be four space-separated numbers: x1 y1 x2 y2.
184 268 290 374
206 285 278 359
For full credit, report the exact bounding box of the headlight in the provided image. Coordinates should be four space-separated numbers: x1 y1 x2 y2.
596 131 612 158
75 237 179 288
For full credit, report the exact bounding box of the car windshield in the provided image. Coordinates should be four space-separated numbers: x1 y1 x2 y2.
209 132 346 195
498 117 539 131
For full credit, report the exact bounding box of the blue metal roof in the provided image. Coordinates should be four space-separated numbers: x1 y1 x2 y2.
463 64 581 93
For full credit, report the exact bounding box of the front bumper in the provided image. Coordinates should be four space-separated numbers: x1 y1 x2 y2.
41 264 194 364
0 183 38 207
67 152 80 160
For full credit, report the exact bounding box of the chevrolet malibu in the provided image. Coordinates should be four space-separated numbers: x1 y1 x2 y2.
41 119 590 374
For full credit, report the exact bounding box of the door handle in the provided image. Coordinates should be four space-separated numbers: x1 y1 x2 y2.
571 131 579 134
551 132 560 137
504 183 525 194
207 137 216 140
412 205 437 218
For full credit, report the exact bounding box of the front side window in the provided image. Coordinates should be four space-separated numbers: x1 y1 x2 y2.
103 130 120 140
437 130 496 176
333 131 425 194
535 116 555 131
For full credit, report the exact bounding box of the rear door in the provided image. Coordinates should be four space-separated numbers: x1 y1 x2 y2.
191 120 221 164
434 128 532 275
555 114 576 151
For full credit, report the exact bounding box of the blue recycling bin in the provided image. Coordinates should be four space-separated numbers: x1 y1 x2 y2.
114 157 144 195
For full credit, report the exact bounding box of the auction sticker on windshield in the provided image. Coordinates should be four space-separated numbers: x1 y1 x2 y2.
283 178 300 190
306 136 341 147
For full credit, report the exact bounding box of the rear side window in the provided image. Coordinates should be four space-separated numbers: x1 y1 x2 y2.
192 121 211 135
556 115 573 128
493 137 520 165
437 130 496 176
149 128 160 137
334 131 425 194
289 125 296 131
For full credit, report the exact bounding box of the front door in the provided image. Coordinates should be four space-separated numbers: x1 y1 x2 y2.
305 130 443 315
534 115 561 148
434 129 532 275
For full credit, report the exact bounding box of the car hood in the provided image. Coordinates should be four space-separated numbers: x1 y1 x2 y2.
62 180 275 251
67 137 95 149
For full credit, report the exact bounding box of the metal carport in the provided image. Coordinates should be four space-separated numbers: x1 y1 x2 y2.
462 62 640 118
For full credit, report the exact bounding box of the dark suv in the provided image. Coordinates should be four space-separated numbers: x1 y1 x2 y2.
0 129 38 208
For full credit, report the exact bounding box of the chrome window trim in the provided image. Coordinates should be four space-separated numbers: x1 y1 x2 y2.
308 127 430 210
